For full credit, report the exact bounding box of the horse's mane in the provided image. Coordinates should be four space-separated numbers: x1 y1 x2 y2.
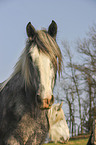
0 30 62 91
36 30 62 74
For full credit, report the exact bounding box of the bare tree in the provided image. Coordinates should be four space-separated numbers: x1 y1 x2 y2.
58 24 96 136
72 24 96 132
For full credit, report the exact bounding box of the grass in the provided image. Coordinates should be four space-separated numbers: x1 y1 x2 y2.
43 138 88 145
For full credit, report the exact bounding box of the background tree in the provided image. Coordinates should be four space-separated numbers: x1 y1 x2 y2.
56 24 96 136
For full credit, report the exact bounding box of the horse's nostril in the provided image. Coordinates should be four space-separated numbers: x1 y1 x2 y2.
37 95 42 103
50 95 54 105
47 99 49 104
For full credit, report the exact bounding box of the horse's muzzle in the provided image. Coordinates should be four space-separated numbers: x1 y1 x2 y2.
40 95 54 109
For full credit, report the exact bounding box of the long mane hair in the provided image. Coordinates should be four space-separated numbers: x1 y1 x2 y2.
0 21 62 92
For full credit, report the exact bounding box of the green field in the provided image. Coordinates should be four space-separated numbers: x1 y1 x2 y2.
43 138 88 145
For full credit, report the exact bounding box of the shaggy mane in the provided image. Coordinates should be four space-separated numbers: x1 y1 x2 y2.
0 30 62 91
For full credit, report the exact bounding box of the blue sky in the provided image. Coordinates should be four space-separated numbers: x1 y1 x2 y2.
0 0 96 82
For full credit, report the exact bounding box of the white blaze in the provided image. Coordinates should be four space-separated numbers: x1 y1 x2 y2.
30 45 55 99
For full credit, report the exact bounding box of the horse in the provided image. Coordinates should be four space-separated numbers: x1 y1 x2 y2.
0 20 62 145
48 102 70 144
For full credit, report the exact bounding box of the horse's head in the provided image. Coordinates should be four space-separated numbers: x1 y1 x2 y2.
48 102 70 143
48 102 64 126
29 45 55 109
26 21 62 109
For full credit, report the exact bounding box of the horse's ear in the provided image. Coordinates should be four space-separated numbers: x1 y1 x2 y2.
48 20 57 39
26 22 36 40
57 102 63 111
